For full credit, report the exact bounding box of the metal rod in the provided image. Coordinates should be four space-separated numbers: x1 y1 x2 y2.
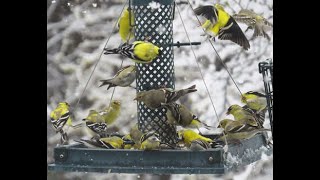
172 41 201 47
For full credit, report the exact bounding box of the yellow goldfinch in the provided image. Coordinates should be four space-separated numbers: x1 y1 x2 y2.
241 91 267 128
195 4 250 50
130 123 144 149
118 8 134 42
216 128 270 142
190 139 211 151
233 9 273 40
75 136 129 149
241 91 267 112
140 131 161 150
226 104 258 127
50 102 72 132
99 65 136 90
134 85 197 109
82 110 108 138
178 129 213 147
164 102 212 131
104 41 161 64
100 100 121 126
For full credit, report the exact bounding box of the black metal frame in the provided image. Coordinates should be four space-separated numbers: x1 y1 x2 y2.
259 59 273 136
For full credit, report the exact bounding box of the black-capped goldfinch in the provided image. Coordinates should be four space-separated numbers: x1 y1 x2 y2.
118 8 134 42
50 102 72 133
195 4 250 50
140 131 161 150
82 110 108 138
104 41 161 64
134 85 197 109
164 102 212 132
75 135 134 149
99 65 136 90
178 129 213 147
233 9 273 40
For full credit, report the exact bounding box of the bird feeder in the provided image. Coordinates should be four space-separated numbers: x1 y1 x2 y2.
48 0 273 175
134 0 177 145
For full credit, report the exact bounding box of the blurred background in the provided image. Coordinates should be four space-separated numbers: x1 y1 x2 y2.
47 0 273 179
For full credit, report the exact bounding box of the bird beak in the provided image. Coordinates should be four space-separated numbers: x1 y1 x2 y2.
133 97 137 101
217 124 221 128
226 112 230 115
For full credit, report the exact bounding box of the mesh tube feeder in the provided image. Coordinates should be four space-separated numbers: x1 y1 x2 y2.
133 0 177 145
47 0 272 174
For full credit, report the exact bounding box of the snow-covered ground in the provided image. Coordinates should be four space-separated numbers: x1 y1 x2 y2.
47 0 273 179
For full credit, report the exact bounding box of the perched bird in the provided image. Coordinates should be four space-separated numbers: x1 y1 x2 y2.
241 91 267 112
178 129 213 147
233 9 273 40
75 135 134 149
140 131 161 150
104 41 161 64
238 90 268 128
99 65 136 90
50 102 72 144
100 100 121 126
164 102 212 132
216 128 270 142
50 102 72 132
218 118 257 134
82 110 108 138
118 7 134 42
134 85 197 109
226 104 258 127
194 4 250 50
129 123 144 149
82 101 120 138
190 139 211 151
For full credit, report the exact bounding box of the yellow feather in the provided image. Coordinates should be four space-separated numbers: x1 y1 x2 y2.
119 8 134 42
132 41 160 63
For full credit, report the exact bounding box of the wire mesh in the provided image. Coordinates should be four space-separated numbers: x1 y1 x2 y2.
132 0 178 145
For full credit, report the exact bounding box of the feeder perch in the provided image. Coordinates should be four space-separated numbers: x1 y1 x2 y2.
48 134 272 174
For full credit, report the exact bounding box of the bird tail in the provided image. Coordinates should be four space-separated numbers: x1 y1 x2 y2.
256 109 267 128
104 48 120 55
202 122 214 130
171 85 197 101
99 80 116 90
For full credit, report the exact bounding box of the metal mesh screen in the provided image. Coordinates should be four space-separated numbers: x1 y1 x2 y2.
259 59 273 135
132 0 178 145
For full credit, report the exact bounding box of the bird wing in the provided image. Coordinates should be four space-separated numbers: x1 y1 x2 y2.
218 17 250 50
245 91 266 97
51 111 70 131
113 65 132 77
242 105 266 128
194 5 218 25
232 14 256 26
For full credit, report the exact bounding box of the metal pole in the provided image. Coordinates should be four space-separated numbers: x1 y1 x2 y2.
132 0 177 145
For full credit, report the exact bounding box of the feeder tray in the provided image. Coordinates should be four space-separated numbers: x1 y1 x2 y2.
47 134 272 174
